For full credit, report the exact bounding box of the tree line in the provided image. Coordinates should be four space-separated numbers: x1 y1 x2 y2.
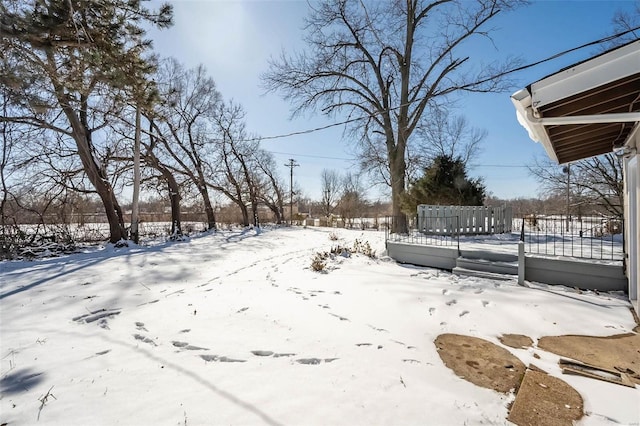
0 0 288 248
1 0 632 254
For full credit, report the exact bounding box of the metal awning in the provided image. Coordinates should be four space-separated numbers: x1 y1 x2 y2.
511 40 640 164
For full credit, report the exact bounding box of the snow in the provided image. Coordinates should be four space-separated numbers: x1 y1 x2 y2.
1 227 637 425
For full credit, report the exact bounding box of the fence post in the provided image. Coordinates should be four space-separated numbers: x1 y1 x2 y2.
518 241 525 286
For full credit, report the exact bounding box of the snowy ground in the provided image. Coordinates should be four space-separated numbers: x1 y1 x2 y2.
0 227 637 425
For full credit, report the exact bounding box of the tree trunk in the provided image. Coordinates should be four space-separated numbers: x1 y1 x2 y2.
238 201 250 227
199 184 217 230
251 201 259 227
62 106 126 243
389 138 408 234
166 174 182 237
159 165 182 237
131 106 141 243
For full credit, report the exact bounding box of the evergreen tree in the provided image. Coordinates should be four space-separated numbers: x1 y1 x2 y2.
402 155 485 214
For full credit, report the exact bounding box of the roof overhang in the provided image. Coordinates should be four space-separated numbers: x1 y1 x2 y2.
511 40 640 164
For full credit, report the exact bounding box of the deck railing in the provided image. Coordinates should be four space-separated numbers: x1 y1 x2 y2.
385 215 460 251
517 214 624 261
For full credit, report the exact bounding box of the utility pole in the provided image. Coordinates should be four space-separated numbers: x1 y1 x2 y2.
324 189 331 217
285 159 299 226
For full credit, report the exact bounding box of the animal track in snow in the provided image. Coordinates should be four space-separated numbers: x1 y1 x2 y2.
135 322 147 331
459 310 470 317
445 299 457 306
442 289 449 295
429 307 436 316
482 300 490 307
367 324 388 333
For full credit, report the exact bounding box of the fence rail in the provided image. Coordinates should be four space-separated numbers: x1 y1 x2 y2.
385 215 460 250
418 205 512 235
385 213 624 262
517 214 624 261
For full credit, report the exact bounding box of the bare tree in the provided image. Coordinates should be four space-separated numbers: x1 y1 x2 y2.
151 59 221 230
603 1 640 50
144 119 184 237
262 0 524 232
528 153 624 218
415 107 486 167
337 172 367 227
254 150 286 224
320 169 341 216
209 101 286 227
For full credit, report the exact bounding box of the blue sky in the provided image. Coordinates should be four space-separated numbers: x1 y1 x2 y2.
147 0 638 202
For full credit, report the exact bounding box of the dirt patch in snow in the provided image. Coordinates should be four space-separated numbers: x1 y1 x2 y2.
434 333 526 393
508 368 583 426
499 334 534 349
538 331 640 385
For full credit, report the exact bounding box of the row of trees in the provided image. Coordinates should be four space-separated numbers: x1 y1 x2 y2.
1 0 633 250
1 0 288 246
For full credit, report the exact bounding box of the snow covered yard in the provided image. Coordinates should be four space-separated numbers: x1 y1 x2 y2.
0 227 637 425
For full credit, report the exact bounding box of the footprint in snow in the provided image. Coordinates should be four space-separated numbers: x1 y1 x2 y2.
296 358 338 365
172 341 209 351
445 299 457 306
73 308 121 325
329 313 349 321
133 334 157 346
442 289 448 295
429 307 436 316
135 322 147 331
459 310 470 317
251 350 296 358
251 350 274 357
482 300 490 307
356 343 383 349
200 355 246 363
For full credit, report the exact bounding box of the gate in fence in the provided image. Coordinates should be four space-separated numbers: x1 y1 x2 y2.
417 205 512 235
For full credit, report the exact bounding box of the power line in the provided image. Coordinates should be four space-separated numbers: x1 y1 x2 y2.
246 27 639 143
269 151 352 161
469 164 529 168
269 147 531 168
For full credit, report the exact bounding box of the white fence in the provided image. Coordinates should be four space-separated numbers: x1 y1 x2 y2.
417 205 512 235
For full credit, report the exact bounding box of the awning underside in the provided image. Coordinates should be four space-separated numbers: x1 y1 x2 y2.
538 72 640 164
